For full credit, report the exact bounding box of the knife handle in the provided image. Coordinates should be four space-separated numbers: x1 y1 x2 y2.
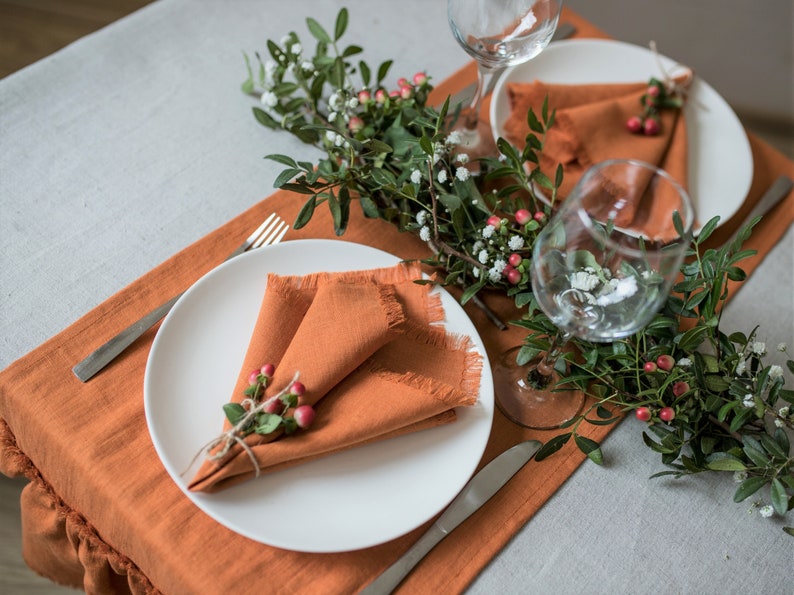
72 293 182 382
360 529 446 595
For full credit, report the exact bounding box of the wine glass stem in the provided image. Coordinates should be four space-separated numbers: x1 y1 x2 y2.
464 63 504 130
537 331 572 376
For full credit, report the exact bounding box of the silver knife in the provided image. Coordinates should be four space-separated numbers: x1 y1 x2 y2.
450 22 577 106
360 439 542 595
723 175 792 246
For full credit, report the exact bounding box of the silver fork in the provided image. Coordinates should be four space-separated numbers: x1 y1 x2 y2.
72 213 289 382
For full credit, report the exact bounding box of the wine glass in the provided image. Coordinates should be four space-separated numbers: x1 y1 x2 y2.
494 159 696 429
447 0 562 158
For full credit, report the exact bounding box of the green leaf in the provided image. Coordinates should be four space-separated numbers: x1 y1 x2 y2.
574 435 604 465
769 480 789 516
695 216 720 244
376 60 393 85
306 17 333 43
534 433 572 461
294 195 317 229
265 154 300 168
252 106 278 129
359 60 371 86
706 453 746 472
223 403 247 426
676 325 709 352
273 168 302 188
358 194 380 218
334 7 349 40
255 413 283 434
459 280 485 305
733 476 768 502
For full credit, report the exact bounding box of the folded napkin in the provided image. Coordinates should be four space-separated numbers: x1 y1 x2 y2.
188 262 482 493
502 74 693 239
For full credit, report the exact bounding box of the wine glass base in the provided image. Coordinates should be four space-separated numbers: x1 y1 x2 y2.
447 116 498 162
493 346 585 430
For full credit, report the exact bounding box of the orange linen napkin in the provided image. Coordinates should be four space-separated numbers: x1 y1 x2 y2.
188 263 481 493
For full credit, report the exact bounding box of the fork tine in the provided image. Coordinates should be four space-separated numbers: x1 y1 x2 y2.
242 213 276 250
251 218 289 250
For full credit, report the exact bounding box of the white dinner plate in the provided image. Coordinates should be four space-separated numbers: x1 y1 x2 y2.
144 239 494 552
490 39 753 231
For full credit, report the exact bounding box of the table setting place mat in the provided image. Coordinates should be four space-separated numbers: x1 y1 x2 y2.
1 9 793 595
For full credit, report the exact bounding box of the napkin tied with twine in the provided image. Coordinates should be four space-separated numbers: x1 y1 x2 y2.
188 262 481 493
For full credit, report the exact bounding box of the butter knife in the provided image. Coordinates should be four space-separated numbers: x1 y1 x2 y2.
360 439 542 595
723 175 792 247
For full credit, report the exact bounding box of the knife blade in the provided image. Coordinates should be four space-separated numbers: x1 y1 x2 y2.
450 22 577 106
723 175 793 247
360 439 542 595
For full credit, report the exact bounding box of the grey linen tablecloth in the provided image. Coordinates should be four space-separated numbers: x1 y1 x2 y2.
1 0 792 593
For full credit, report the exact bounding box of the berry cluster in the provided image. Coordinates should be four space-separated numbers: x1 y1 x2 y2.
635 354 689 423
625 77 683 137
225 364 315 437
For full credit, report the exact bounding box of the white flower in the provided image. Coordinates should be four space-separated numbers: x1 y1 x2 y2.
478 249 489 264
291 43 302 55
596 276 638 306
263 60 278 86
777 343 787 352
481 225 495 239
446 131 462 145
280 35 292 46
456 153 470 164
329 91 345 111
472 267 481 278
735 358 747 375
774 419 784 428
677 357 693 368
419 226 431 241
437 169 448 183
492 259 506 274
733 470 748 483
415 209 428 225
758 505 774 518
455 166 470 182
569 271 600 292
751 341 767 356
411 169 422 185
779 406 790 417
769 365 784 380
260 91 278 107
347 97 359 109
472 240 484 253
742 393 755 408
325 130 337 143
508 235 524 251
300 60 314 72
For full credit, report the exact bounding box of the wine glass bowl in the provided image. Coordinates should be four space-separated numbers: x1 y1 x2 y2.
495 159 695 429
447 0 562 153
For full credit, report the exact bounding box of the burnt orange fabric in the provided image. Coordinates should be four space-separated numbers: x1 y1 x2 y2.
502 76 692 240
188 264 481 493
1 10 793 594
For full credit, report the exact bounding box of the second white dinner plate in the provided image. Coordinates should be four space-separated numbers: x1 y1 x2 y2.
490 39 753 231
144 239 494 553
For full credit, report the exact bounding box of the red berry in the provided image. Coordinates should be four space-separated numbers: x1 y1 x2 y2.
293 405 315 429
248 370 260 385
656 354 675 371
514 209 531 225
507 268 522 285
647 85 661 97
659 407 676 422
289 381 306 396
508 253 522 267
389 89 400 99
486 215 502 229
374 89 387 104
397 77 409 88
533 211 546 223
260 363 275 378
643 361 657 373
672 381 690 397
348 116 364 133
263 397 282 414
643 118 660 136
413 72 428 86
626 116 643 134
635 407 652 422
399 85 413 99
357 90 372 104
502 264 514 278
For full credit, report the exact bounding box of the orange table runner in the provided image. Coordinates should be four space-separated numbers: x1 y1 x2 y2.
1 10 793 594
